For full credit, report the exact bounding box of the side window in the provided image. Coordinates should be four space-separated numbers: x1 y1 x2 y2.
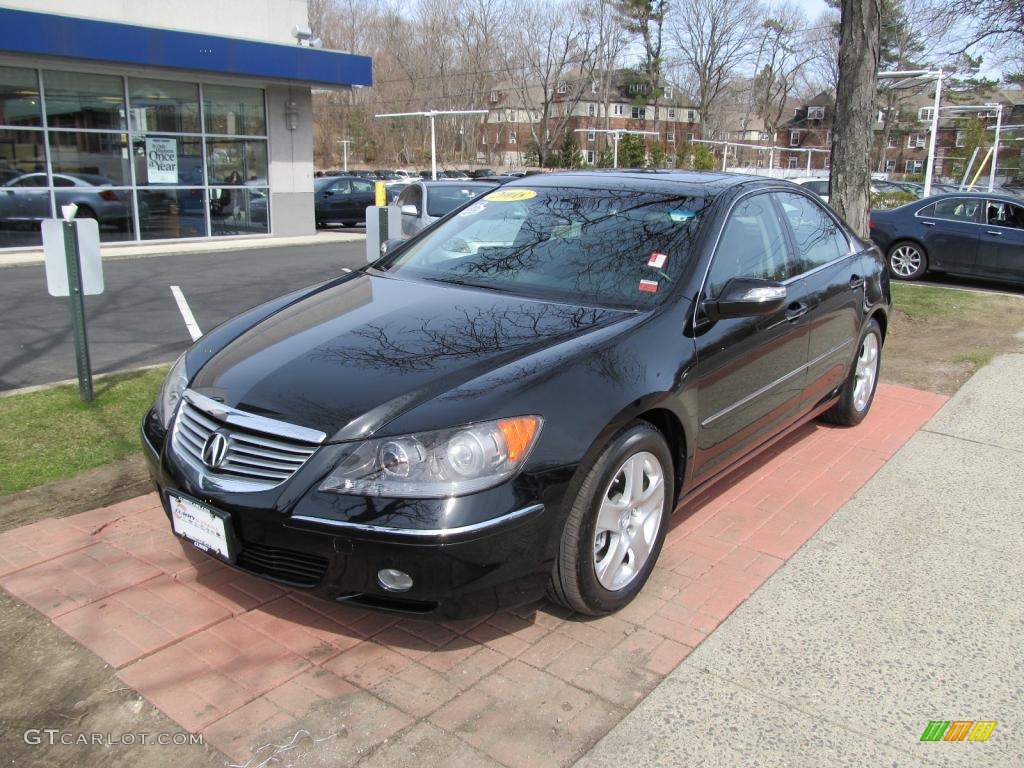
329 178 351 194
777 192 849 272
14 174 47 187
397 184 423 212
351 179 374 194
987 200 1024 229
933 197 980 222
707 194 793 297
52 176 76 188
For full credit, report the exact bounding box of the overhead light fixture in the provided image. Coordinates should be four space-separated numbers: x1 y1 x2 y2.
291 24 312 43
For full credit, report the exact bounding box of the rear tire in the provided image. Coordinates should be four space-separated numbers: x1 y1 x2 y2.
548 422 673 616
820 318 882 426
887 241 927 280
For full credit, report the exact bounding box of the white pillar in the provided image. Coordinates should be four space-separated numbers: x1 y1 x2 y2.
988 104 1002 193
430 113 437 180
923 70 942 197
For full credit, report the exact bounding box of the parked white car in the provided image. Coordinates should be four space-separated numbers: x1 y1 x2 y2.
791 177 830 203
394 180 497 237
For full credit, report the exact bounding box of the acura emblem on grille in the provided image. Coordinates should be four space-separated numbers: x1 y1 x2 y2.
201 432 229 469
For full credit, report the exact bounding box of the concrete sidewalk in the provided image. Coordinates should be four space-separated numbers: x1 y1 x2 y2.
576 352 1024 767
0 229 364 268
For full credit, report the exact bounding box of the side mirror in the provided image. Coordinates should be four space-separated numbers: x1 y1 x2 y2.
379 238 406 257
704 278 787 321
401 204 419 217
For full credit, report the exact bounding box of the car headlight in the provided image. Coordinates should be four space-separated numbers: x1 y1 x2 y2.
319 416 543 498
156 353 189 428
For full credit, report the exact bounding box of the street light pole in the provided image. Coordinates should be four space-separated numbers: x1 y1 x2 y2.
923 70 943 198
336 139 352 172
375 110 488 180
575 128 659 169
988 103 1002 193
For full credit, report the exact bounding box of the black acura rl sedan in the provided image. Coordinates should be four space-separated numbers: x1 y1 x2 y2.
142 171 889 619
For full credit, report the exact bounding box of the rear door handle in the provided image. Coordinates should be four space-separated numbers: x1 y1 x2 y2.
786 302 809 322
987 230 1003 236
922 221 935 226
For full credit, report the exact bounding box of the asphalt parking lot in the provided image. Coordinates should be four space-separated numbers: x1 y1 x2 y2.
0 241 367 391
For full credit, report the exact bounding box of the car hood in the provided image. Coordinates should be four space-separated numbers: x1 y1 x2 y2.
189 273 633 440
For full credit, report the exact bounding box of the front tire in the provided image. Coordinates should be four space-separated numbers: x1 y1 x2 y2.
549 422 673 616
820 318 882 426
887 241 927 280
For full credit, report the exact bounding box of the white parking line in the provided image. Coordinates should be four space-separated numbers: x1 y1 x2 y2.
170 285 203 341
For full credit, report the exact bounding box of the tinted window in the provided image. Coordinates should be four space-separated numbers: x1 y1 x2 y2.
379 186 710 309
986 200 1024 229
708 193 792 296
352 179 374 194
426 183 494 218
803 180 829 196
777 192 849 271
12 174 47 187
927 197 982 222
328 179 352 194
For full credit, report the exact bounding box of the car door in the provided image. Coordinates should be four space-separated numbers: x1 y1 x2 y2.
775 191 864 406
396 183 424 237
690 191 810 484
319 178 351 221
5 174 51 222
976 199 1024 283
915 197 982 273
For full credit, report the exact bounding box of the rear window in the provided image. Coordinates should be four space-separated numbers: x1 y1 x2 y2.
377 186 711 309
426 184 493 217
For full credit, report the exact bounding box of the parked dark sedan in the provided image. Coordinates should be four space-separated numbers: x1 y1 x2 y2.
870 192 1024 283
142 171 889 619
314 174 376 227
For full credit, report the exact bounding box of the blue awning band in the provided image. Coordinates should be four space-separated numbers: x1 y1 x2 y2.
0 8 372 88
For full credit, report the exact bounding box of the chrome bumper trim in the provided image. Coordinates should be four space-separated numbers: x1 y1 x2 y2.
290 503 545 538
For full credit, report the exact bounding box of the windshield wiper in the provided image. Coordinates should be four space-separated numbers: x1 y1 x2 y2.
423 276 514 294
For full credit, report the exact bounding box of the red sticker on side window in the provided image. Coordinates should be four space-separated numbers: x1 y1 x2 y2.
638 279 659 293
648 252 668 269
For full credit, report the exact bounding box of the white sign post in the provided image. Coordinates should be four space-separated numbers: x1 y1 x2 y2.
42 217 103 401
146 136 179 184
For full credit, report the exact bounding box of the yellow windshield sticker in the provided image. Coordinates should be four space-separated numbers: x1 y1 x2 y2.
486 188 537 202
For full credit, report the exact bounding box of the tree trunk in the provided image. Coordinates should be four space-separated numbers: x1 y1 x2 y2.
831 0 882 238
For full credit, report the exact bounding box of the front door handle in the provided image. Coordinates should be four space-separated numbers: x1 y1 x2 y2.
987 230 1003 236
849 274 865 290
921 220 935 226
786 302 809 322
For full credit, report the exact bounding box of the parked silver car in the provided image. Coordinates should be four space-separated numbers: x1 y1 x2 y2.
0 172 133 229
394 180 496 237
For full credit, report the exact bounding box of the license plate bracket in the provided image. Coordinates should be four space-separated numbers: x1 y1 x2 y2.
167 492 237 563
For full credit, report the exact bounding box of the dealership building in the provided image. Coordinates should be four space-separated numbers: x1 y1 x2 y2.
0 2 372 249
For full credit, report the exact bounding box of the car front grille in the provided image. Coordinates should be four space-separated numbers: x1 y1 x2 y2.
237 541 330 586
171 389 326 492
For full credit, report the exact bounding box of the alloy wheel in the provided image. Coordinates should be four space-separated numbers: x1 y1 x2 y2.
592 451 665 591
889 245 922 278
853 331 880 412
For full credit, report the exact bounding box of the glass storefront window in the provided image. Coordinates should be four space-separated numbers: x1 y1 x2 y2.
0 66 42 128
0 186 51 248
137 189 209 240
0 129 46 179
43 71 126 131
206 138 267 185
128 79 200 134
132 135 204 186
49 131 130 186
210 187 270 235
203 85 265 136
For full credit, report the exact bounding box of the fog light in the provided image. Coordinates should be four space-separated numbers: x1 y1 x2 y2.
377 568 413 593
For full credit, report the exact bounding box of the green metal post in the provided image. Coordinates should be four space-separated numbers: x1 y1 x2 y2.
62 220 93 402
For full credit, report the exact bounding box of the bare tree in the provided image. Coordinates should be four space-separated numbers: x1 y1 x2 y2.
750 3 818 149
669 0 759 138
505 0 601 166
831 0 882 236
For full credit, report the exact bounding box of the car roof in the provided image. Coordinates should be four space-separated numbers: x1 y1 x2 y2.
498 169 772 197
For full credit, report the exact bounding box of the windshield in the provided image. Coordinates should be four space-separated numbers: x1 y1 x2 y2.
378 186 710 309
426 183 494 217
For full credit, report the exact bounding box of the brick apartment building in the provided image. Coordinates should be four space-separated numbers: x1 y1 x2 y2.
479 70 701 167
778 88 1024 179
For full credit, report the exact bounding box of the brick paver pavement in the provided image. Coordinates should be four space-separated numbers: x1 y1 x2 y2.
0 383 947 766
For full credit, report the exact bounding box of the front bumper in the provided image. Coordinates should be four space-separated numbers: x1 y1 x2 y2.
141 409 573 619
